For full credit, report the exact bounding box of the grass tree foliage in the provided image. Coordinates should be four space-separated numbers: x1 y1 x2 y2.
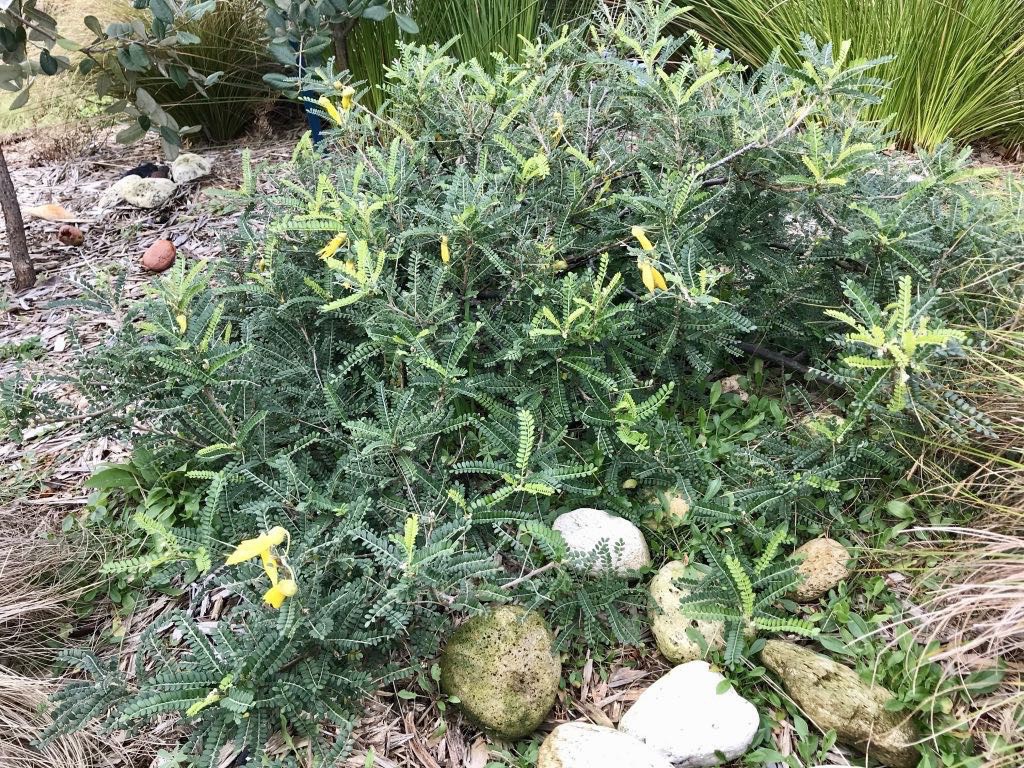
31 1 1023 764
680 0 1024 149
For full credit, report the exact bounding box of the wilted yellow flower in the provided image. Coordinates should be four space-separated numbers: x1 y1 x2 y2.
551 111 565 143
319 232 347 260
318 95 342 124
639 258 668 293
341 85 356 111
441 235 450 264
631 226 655 252
226 526 288 565
263 578 298 609
185 689 221 717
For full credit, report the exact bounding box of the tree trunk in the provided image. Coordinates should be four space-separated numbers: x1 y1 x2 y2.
331 16 359 74
0 143 34 291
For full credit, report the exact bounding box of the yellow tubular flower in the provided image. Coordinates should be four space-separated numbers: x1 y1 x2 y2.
441 235 450 264
631 225 655 252
319 232 347 260
651 264 668 290
639 259 668 293
263 578 298 609
225 526 288 565
317 95 342 124
341 85 356 111
640 260 656 292
259 551 279 586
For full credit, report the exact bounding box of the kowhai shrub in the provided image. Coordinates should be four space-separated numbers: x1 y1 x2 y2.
38 1 1019 763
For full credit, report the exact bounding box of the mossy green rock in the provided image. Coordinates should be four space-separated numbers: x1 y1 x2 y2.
440 605 561 740
760 640 919 768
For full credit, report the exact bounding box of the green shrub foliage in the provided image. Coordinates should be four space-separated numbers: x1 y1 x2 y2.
39 1 1019 763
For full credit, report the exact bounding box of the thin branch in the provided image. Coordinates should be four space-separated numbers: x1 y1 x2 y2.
503 561 557 589
738 341 814 375
698 100 819 179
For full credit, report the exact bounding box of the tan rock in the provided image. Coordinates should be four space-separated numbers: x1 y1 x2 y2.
648 561 724 664
718 374 748 402
102 175 177 209
656 490 690 526
760 640 919 767
792 537 852 601
170 152 212 184
25 203 75 221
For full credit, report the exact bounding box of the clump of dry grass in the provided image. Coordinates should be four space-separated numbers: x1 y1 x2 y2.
0 460 129 766
0 667 130 768
892 255 1024 763
0 496 97 674
900 526 1024 766
913 527 1024 663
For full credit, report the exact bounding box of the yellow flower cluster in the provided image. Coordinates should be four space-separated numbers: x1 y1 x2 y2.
225 525 298 609
317 85 357 124
631 226 668 293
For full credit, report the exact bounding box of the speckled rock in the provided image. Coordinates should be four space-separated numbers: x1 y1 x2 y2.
717 374 749 402
440 606 561 740
538 722 674 768
791 538 852 602
553 507 651 575
618 661 759 767
648 561 724 664
170 152 212 184
101 175 177 209
760 640 919 768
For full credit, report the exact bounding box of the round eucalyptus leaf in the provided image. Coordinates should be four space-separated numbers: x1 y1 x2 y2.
39 49 59 76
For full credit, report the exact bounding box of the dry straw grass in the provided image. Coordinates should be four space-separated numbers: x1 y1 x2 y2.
894 258 1024 763
0 667 131 768
0 466 119 767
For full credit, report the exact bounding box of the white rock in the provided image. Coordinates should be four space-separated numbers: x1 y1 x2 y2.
100 175 177 209
171 152 212 184
538 722 674 768
649 561 724 664
618 661 759 767
552 507 651 575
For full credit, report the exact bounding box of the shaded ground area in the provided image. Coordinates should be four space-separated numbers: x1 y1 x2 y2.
2 126 292 525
